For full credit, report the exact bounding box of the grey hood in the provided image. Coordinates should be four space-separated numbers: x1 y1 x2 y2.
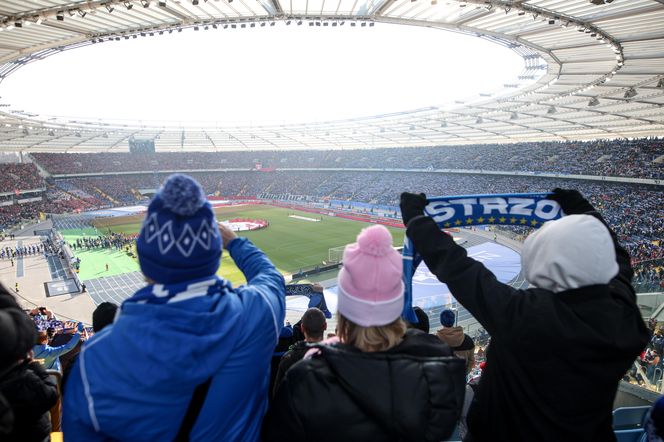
522 214 619 293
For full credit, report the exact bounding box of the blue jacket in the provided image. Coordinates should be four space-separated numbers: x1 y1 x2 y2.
62 237 286 441
33 333 81 371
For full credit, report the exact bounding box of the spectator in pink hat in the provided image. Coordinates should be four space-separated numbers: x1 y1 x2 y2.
265 225 465 441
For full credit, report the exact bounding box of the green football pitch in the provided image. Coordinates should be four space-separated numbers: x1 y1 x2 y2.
60 205 405 285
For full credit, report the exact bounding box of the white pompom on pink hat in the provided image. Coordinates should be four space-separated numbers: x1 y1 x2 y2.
336 225 404 327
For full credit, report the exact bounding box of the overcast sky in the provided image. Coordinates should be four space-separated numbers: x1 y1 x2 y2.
0 23 524 125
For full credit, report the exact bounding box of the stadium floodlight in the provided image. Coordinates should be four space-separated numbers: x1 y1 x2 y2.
590 0 614 4
192 0 199 4
270 21 275 26
624 88 637 99
286 20 291 25
14 20 22 28
657 79 664 88
78 10 87 17
297 20 302 25
141 0 150 7
510 112 518 120
68 10 77 17
588 97 600 106
56 11 65 20
124 2 134 9
105 4 115 12
159 0 166 6
547 106 557 114
48 130 55 136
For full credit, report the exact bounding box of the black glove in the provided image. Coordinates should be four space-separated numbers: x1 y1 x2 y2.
400 193 428 226
549 188 595 215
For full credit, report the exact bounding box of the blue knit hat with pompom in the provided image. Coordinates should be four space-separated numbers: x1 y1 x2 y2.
136 174 221 284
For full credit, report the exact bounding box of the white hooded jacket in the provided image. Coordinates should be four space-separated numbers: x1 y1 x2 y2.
522 214 619 293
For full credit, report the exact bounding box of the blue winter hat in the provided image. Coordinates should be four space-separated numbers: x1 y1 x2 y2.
440 309 456 327
136 174 221 284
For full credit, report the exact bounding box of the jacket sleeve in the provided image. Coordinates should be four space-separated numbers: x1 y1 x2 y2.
19 362 59 419
62 362 105 442
272 351 294 398
264 370 307 441
406 215 520 337
46 333 82 359
228 237 286 325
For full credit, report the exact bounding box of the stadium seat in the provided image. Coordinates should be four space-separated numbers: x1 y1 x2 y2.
47 369 63 431
612 406 650 431
614 428 645 442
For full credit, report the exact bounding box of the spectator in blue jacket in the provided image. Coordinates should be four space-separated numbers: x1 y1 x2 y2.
62 174 285 441
32 323 82 372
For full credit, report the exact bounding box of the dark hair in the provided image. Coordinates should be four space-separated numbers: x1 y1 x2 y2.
301 308 326 340
408 306 430 334
92 302 118 333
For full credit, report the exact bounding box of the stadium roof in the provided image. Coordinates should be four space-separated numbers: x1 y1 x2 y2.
0 0 663 151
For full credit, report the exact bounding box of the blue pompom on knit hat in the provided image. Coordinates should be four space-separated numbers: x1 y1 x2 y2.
136 174 221 284
440 309 456 328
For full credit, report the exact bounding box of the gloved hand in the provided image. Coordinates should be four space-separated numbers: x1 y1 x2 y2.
77 322 85 333
400 193 428 226
549 188 595 215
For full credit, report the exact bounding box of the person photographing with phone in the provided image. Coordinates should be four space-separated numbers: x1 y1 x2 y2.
400 188 650 442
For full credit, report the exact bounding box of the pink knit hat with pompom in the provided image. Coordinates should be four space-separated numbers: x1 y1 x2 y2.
337 225 404 327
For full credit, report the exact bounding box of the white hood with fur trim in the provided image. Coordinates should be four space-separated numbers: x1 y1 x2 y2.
522 214 619 293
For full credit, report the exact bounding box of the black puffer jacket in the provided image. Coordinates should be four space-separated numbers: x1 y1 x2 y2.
0 361 59 442
264 330 466 441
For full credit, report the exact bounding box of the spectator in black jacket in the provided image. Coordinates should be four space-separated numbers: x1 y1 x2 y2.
400 189 651 442
265 225 465 441
272 307 327 397
0 285 59 441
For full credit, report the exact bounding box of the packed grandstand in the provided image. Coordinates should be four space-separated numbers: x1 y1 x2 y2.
1 140 661 293
1 0 664 441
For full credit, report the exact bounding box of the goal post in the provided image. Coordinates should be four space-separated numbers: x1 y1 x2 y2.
328 244 403 264
328 245 347 264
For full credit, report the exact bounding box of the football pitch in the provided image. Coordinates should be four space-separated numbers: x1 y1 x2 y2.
59 204 405 285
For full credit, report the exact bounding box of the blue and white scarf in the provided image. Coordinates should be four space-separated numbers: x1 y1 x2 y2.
401 193 562 322
123 276 233 306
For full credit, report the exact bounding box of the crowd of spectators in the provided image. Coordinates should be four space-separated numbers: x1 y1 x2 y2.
37 170 660 290
31 137 663 178
70 232 136 253
0 163 45 193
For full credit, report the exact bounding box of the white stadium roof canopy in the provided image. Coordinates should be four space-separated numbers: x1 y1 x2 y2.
0 0 663 151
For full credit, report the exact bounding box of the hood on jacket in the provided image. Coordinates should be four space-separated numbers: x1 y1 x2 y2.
436 327 465 347
99 291 244 389
522 214 619 293
317 332 465 440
